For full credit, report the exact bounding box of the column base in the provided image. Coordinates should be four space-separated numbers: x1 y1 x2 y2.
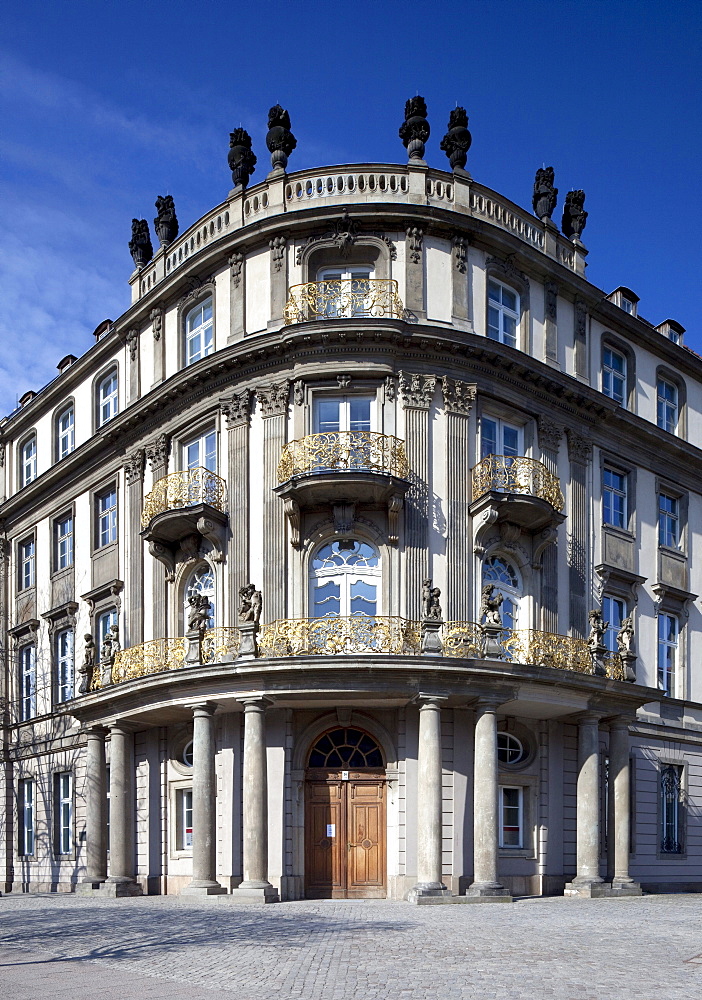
224 883 279 903
407 882 453 905
96 878 143 898
76 879 107 895
180 881 228 896
465 881 512 900
565 878 641 898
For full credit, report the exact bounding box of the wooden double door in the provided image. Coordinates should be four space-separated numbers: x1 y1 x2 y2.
305 771 386 898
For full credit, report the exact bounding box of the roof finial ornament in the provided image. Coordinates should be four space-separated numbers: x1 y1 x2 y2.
562 190 588 242
399 96 430 163
266 105 297 173
228 128 257 190
440 107 472 176
128 219 153 270
532 167 558 222
154 195 179 247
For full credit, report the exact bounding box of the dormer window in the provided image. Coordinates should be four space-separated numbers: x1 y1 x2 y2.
606 286 639 318
620 297 634 315
655 320 685 346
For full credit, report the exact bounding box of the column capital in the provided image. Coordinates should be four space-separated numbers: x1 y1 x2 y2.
607 715 633 733
412 693 448 710
187 701 218 717
572 710 603 726
107 720 140 735
83 724 108 739
238 695 275 711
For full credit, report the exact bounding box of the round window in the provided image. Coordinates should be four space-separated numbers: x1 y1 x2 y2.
497 732 526 765
181 740 194 767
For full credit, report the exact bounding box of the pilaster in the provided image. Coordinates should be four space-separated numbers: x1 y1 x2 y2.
221 391 251 622
399 372 436 619
229 252 245 342
258 382 290 623
566 430 591 638
145 435 171 640
442 378 475 620
538 417 562 634
268 235 288 328
150 305 165 386
404 223 425 320
124 450 145 646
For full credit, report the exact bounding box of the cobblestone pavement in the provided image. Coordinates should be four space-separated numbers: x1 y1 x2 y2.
0 894 701 999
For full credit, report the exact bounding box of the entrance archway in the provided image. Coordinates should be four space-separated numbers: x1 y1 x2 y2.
305 727 386 899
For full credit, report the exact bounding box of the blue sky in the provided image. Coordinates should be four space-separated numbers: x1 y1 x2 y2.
1 0 700 418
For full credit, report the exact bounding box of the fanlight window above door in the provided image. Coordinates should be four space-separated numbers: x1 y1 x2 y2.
308 728 384 768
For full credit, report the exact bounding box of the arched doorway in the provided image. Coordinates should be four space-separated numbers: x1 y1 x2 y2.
305 727 386 899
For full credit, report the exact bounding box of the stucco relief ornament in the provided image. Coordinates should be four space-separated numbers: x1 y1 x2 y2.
405 226 423 264
229 251 244 288
124 449 145 486
128 219 153 269
78 634 95 694
399 96 430 161
125 328 139 361
266 105 297 172
228 128 257 188
269 235 287 271
150 306 163 341
532 167 558 221
617 616 634 654
154 195 179 247
453 234 468 273
440 107 472 173
562 190 588 241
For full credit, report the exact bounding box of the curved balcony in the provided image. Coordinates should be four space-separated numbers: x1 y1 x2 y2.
283 278 404 325
141 467 228 575
275 432 410 546
258 616 421 657
470 455 565 533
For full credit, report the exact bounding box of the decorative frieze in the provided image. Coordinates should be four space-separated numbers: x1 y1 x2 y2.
441 377 475 415
399 371 436 410
221 390 252 428
257 381 290 418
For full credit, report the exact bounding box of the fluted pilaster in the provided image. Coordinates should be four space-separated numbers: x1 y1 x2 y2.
221 392 251 620
566 430 590 638
258 382 289 623
442 378 475 620
400 372 436 619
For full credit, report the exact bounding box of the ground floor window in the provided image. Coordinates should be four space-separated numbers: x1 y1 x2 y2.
19 778 34 856
176 788 193 851
499 786 523 848
660 764 683 854
55 772 72 855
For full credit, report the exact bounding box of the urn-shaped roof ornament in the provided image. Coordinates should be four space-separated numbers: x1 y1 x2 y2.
399 96 430 162
562 189 588 241
532 167 558 221
228 128 257 189
128 219 153 269
266 105 297 172
154 195 179 248
439 106 472 175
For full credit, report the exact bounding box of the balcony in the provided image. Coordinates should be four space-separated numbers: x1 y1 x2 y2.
141 467 228 575
275 432 410 545
283 278 404 325
470 455 565 534
258 616 421 657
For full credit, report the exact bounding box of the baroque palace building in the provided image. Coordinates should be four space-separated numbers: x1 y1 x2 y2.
1 99 699 903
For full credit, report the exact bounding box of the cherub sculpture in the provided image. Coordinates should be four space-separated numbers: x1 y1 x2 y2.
239 584 262 625
480 584 503 626
187 594 211 633
617 616 635 654
587 609 607 652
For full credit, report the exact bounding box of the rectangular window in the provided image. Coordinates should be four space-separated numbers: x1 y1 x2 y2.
56 772 73 855
312 396 373 434
58 407 75 459
480 416 521 461
602 596 626 654
603 467 627 529
96 487 117 547
21 437 37 487
185 300 214 365
97 610 118 662
657 378 678 434
18 537 35 590
657 614 679 697
602 347 626 405
184 429 217 472
19 645 36 721
620 297 633 314
658 493 679 548
487 280 519 348
660 764 683 854
97 371 118 427
176 788 193 851
19 778 34 856
56 629 74 703
55 514 74 570
499 786 523 848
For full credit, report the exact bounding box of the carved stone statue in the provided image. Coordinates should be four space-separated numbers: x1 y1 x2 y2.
587 609 607 653
266 106 297 172
617 616 635 654
128 219 153 269
532 167 558 220
78 634 95 694
239 584 262 625
154 195 179 247
187 594 211 633
439 107 472 172
561 189 588 240
399 96 430 161
228 127 257 188
480 584 504 627
422 579 432 619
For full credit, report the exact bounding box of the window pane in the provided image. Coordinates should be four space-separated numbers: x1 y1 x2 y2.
315 399 340 433
502 288 517 312
348 398 372 432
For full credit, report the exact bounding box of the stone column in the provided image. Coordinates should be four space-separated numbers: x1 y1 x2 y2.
145 435 171 640
442 378 475 621
468 700 511 899
124 450 145 647
105 723 141 896
81 726 107 887
400 373 436 620
608 718 641 895
221 392 251 623
235 697 278 902
565 713 603 896
258 383 289 624
566 431 591 639
182 703 226 895
408 696 451 902
537 417 562 634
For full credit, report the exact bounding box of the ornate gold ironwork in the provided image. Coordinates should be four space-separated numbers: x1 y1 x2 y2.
92 637 187 689
201 627 241 663
277 431 409 483
283 278 404 325
471 455 564 510
442 621 487 659
141 467 227 528
258 616 421 656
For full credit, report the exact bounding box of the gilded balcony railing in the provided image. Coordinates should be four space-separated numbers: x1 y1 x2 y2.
258 616 421 657
141 467 227 528
471 455 564 510
92 637 187 690
200 626 241 663
283 278 404 325
277 431 409 483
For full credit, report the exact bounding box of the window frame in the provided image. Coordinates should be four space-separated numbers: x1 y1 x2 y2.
170 778 195 858
19 434 37 489
656 376 678 435
95 366 119 429
658 491 680 550
657 612 679 698
308 538 382 619
602 594 627 655
311 394 375 435
600 336 635 411
55 627 75 704
94 484 118 550
55 402 75 461
19 643 36 722
181 426 218 473
54 771 74 857
183 295 214 367
602 464 628 532
54 511 75 573
487 277 521 349
18 777 35 858
498 785 524 849
658 761 685 858
655 367 686 438
17 535 36 591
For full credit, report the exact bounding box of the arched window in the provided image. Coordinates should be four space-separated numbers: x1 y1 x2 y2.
96 369 118 427
482 556 521 630
184 565 215 630
184 299 213 366
309 539 381 618
56 405 75 460
308 727 384 769
19 435 37 488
